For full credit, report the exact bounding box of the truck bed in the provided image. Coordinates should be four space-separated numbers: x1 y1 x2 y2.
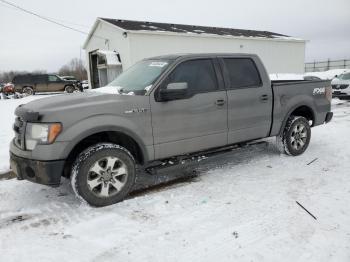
269 80 331 136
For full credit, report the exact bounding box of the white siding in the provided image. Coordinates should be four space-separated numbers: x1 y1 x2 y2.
128 32 305 74
84 22 306 87
84 21 131 86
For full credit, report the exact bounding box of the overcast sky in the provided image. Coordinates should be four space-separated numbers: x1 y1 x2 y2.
0 0 349 72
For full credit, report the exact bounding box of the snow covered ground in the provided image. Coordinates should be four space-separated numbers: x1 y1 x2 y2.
0 96 350 261
305 69 350 80
0 94 57 173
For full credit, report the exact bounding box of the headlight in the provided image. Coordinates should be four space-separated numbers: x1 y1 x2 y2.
25 123 62 150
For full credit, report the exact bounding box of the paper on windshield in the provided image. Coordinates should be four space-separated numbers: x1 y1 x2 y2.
149 62 168 67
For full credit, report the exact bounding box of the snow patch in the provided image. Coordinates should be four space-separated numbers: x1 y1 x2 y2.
88 86 121 94
305 69 350 80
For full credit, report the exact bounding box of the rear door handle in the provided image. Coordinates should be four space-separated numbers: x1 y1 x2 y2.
215 99 225 106
260 94 269 102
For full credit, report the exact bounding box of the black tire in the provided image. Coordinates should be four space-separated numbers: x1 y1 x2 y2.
71 143 136 207
65 85 75 93
22 86 34 96
278 116 311 156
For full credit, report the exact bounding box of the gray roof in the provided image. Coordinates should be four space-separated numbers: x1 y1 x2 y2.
100 18 289 39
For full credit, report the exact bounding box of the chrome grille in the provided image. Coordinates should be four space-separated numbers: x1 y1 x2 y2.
332 84 349 90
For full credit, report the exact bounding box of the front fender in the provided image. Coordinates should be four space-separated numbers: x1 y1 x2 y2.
56 114 153 162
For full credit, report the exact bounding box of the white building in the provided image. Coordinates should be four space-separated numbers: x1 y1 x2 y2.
83 18 306 88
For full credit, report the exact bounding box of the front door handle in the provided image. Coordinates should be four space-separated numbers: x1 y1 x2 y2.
215 99 225 106
260 94 269 102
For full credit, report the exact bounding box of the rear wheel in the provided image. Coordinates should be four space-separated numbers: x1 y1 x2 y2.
71 143 136 207
278 116 311 156
22 86 34 96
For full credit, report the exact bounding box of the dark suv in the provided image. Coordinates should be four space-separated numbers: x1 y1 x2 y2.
13 74 77 95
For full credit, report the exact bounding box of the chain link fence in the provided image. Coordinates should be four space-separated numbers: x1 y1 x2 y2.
305 59 350 72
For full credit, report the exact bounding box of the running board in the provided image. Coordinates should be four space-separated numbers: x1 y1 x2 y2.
132 140 268 191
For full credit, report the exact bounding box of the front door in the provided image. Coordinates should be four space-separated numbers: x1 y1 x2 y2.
47 75 64 92
150 58 228 159
219 57 273 144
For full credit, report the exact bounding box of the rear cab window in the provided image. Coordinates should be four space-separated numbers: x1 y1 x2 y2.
222 58 262 89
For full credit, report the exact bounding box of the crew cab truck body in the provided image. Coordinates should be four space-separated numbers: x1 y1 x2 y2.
10 53 333 206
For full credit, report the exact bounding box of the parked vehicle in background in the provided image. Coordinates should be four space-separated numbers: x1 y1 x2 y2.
13 74 77 95
2 83 15 95
10 53 333 207
331 72 350 99
60 75 85 92
81 80 89 89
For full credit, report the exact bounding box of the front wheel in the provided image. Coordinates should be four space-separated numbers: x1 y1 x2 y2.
65 85 75 93
278 116 311 156
71 143 136 207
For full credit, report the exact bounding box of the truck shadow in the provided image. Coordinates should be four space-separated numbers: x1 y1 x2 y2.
129 139 280 199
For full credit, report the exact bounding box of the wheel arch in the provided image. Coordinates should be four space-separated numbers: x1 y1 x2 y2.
61 126 149 178
22 85 34 91
279 104 315 135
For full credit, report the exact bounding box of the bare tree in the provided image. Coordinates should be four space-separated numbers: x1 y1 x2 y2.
58 58 87 80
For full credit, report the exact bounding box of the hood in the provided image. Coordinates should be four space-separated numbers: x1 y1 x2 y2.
17 88 148 123
331 78 350 85
22 92 113 112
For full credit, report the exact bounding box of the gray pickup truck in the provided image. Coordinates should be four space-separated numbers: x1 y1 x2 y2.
10 53 333 206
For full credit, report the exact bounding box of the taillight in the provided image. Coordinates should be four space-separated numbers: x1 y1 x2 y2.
325 85 332 102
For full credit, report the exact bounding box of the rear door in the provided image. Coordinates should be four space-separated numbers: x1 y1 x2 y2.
219 56 273 144
150 58 228 159
33 75 48 92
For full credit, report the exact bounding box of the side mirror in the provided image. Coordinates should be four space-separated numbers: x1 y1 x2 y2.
159 82 188 101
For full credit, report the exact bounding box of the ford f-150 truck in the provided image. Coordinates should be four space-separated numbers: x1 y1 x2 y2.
10 53 333 206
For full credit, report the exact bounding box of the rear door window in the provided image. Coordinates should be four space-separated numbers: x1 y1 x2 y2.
34 75 47 84
223 58 262 89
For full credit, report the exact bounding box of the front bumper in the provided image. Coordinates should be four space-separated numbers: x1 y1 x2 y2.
333 89 350 98
10 153 64 187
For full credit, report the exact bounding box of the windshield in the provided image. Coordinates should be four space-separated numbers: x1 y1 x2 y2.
107 60 171 95
338 73 350 80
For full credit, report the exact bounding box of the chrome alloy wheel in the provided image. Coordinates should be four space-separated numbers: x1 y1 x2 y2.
290 123 307 151
87 156 128 197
